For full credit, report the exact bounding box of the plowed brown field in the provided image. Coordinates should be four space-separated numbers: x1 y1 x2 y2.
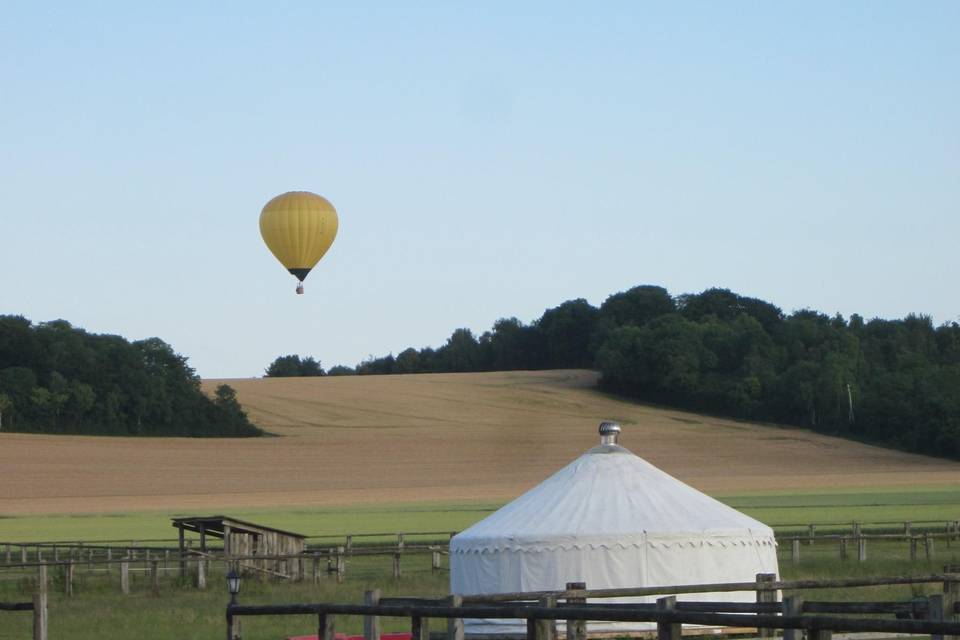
1 370 958 516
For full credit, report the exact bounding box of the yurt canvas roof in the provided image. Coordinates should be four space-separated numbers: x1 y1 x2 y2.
453 438 774 553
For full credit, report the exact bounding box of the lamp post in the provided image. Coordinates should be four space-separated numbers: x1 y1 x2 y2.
226 567 242 640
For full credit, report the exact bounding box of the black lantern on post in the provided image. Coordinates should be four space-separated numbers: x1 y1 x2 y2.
226 567 241 604
226 567 242 640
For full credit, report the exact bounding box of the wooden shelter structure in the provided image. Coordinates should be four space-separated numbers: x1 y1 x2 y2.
172 515 307 579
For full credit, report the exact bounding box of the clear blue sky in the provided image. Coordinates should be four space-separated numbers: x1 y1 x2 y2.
1 2 957 378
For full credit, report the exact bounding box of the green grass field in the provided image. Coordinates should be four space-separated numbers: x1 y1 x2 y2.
3 485 960 543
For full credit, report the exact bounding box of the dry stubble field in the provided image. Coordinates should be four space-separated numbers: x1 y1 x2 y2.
1 369 959 517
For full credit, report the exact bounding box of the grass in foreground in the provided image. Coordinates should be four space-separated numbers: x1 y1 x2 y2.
3 546 960 640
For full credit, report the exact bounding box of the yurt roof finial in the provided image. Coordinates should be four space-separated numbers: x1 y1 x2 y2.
598 420 621 445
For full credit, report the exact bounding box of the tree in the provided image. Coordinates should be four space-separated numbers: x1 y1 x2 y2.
0 315 263 437
678 288 783 331
265 355 324 377
214 384 245 418
0 393 10 431
599 285 675 327
480 317 546 371
537 299 599 368
327 365 355 376
67 381 96 429
395 348 421 373
438 329 481 372
299 357 324 376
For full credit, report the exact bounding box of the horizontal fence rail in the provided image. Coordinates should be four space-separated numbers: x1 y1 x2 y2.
226 599 960 639
460 573 960 603
222 571 960 640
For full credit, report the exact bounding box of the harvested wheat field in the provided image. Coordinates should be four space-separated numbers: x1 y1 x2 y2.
1 369 959 516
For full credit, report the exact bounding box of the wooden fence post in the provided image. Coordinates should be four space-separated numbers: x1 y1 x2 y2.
120 561 130 594
346 535 353 553
905 521 913 536
151 559 160 595
33 564 48 640
21 545 27 563
393 549 402 580
657 596 680 640
566 581 587 640
911 537 918 561
320 613 336 640
756 573 777 639
229 608 242 640
65 560 75 596
791 538 800 564
447 594 464 640
926 534 935 560
336 546 345 583
858 537 867 562
808 524 816 545
197 558 207 590
312 556 320 583
412 615 430 640
537 596 557 640
363 589 381 640
839 537 848 560
432 550 441 572
930 593 945 640
782 595 804 640
943 564 960 640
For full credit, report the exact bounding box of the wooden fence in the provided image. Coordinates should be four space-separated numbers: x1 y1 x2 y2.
0 545 448 596
226 571 960 640
2 518 959 594
0 564 48 640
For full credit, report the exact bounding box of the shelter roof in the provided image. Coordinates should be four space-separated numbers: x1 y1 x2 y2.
171 515 306 539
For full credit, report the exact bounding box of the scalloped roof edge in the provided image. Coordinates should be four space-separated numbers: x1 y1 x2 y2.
452 536 778 554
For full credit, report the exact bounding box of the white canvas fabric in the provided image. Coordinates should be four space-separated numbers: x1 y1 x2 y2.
450 443 779 634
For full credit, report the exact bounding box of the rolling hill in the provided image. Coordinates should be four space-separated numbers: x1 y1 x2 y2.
1 370 958 517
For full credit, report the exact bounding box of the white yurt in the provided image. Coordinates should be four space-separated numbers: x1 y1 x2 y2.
450 421 779 635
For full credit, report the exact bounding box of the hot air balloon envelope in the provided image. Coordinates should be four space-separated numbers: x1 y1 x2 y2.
259 191 339 291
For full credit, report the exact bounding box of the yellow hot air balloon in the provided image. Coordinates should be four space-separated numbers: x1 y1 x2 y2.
259 191 339 294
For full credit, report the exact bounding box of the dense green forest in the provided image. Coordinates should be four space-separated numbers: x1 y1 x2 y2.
0 316 262 437
338 286 960 459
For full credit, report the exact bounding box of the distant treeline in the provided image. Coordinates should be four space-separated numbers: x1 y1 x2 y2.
311 286 960 459
0 316 262 437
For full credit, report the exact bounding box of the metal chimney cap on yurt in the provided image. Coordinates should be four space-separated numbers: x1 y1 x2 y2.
598 420 621 444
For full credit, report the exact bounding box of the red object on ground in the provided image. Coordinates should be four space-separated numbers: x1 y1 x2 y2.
289 633 413 640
